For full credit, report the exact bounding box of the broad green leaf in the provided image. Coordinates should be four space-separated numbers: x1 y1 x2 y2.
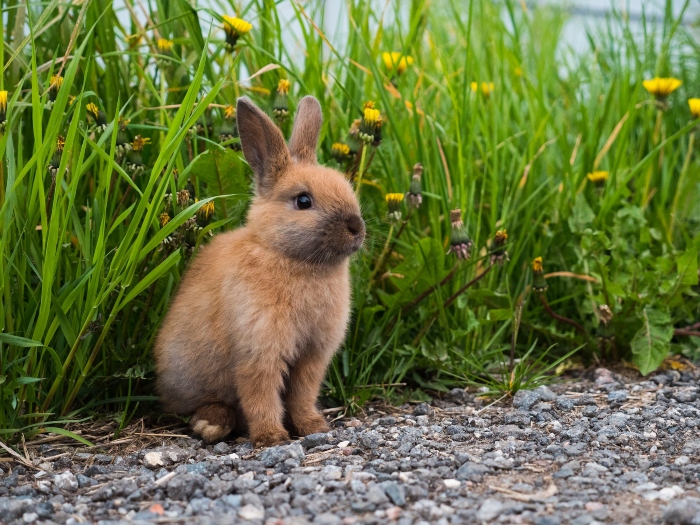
568 193 596 233
631 308 674 375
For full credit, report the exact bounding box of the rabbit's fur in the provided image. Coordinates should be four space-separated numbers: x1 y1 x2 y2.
154 96 365 447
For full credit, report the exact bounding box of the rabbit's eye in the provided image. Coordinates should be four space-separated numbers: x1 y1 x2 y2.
295 193 313 210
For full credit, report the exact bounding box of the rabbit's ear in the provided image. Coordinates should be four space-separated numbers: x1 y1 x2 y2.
237 97 291 195
288 96 322 164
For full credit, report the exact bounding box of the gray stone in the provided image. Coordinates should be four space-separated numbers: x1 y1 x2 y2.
258 442 305 467
413 403 434 416
556 397 576 411
607 390 628 403
212 442 231 455
513 389 542 409
663 497 700 524
381 481 406 506
53 471 78 492
360 430 383 449
477 498 507 521
167 473 206 501
456 462 490 481
302 433 330 448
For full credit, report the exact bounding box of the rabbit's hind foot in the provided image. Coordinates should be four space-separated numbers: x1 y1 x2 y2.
190 403 236 443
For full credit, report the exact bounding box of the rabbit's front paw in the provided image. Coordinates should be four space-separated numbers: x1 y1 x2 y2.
190 404 236 443
251 427 290 448
293 412 330 437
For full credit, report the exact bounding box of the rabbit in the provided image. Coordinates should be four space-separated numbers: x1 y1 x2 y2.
154 95 365 447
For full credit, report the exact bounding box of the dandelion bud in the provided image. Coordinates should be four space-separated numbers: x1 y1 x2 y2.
219 104 240 150
47 135 66 177
86 102 108 132
159 212 171 227
126 135 151 177
0 90 9 133
272 79 290 123
177 189 191 208
222 16 252 52
385 193 404 223
587 170 609 188
532 256 548 293
406 163 423 208
360 102 382 145
490 229 509 266
448 209 472 260
599 304 613 326
47 75 63 109
347 119 362 155
156 38 174 68
116 117 131 157
331 142 351 163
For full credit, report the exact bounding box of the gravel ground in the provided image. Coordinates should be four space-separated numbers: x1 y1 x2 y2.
2 367 700 525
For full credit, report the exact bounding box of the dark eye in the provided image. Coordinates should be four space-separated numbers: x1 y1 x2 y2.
295 193 313 210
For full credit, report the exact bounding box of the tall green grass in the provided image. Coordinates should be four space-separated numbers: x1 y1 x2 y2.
1 0 699 440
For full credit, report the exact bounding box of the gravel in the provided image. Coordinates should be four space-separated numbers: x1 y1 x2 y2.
1 369 700 524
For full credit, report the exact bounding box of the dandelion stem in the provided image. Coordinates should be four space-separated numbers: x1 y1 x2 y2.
369 224 394 285
539 294 587 337
355 144 369 197
401 263 459 316
668 131 694 239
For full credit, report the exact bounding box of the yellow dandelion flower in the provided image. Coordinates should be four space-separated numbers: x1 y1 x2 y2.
689 98 700 119
385 193 404 210
382 52 414 75
532 257 543 273
471 82 495 97
131 135 151 152
494 229 508 245
643 77 682 99
222 16 252 51
587 170 609 187
56 135 66 151
50 74 64 90
363 100 376 110
0 90 7 131
159 212 170 227
197 201 215 222
363 107 380 126
157 38 174 53
224 104 236 120
277 79 290 95
331 142 350 157
86 102 99 119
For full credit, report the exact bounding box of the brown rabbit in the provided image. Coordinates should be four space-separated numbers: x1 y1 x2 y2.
154 96 365 447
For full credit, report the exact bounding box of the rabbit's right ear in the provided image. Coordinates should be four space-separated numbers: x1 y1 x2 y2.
236 97 290 196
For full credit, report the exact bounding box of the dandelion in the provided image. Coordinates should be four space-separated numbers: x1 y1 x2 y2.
219 104 240 150
360 103 382 145
272 79 290 122
532 256 547 292
587 170 609 188
689 98 700 120
159 212 171 227
385 193 404 223
126 135 151 176
0 90 7 133
448 209 472 260
471 82 495 98
116 117 131 156
177 189 191 207
197 200 215 227
156 38 174 68
406 163 423 208
47 135 66 177
599 304 613 326
47 75 63 108
222 15 252 52
643 77 682 100
331 142 351 163
86 102 108 132
490 229 509 266
347 119 362 155
382 52 414 76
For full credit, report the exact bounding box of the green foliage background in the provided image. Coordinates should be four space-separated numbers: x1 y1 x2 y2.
1 0 699 440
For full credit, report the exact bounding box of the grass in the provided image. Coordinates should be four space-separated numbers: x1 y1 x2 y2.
1 0 699 442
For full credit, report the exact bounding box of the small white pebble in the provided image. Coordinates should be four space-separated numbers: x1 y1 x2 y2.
443 479 461 489
674 455 690 466
238 504 264 520
229 453 240 460
386 506 402 520
23 513 38 524
337 441 350 449
34 471 47 479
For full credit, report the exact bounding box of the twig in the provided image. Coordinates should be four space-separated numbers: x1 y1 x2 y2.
539 294 588 337
442 266 492 310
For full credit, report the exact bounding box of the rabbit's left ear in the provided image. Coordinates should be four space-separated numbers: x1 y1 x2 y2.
288 96 322 164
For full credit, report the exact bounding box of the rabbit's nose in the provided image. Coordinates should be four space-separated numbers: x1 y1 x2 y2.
346 215 365 237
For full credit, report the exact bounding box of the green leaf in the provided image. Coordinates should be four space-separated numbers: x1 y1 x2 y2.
42 427 95 447
188 148 251 220
630 308 674 375
0 334 43 347
568 193 596 233
677 248 699 286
